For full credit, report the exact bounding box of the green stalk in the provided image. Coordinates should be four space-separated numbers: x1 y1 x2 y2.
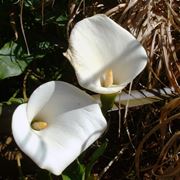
100 93 117 115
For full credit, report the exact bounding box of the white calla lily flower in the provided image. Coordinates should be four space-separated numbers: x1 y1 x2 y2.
64 14 148 94
12 81 107 175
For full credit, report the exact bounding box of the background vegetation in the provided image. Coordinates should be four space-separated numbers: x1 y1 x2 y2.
0 0 179 179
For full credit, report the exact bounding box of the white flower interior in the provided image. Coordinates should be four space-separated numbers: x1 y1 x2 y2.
12 81 107 175
64 14 148 94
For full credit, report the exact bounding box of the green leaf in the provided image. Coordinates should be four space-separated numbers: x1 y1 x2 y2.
85 142 108 179
62 159 85 180
0 41 32 80
55 15 68 26
61 174 72 180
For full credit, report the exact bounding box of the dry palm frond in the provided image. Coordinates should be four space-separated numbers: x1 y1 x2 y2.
106 0 180 93
160 96 180 138
104 2 180 177
93 87 175 109
135 97 180 178
66 0 180 94
152 131 180 178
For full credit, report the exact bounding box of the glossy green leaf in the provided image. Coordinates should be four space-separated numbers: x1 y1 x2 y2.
62 159 85 180
61 174 72 180
85 142 108 179
0 41 31 80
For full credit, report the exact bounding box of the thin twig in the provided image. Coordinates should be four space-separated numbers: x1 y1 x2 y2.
105 3 126 17
98 147 127 179
118 91 122 138
19 0 30 55
123 82 135 150
23 70 31 102
41 0 45 26
66 0 84 39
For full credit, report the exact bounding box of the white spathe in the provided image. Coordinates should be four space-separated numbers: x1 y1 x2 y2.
12 81 107 175
64 14 148 94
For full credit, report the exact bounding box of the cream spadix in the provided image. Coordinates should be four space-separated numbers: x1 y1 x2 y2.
64 14 148 94
12 81 107 175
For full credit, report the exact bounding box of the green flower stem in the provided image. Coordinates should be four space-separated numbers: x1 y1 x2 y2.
100 93 117 115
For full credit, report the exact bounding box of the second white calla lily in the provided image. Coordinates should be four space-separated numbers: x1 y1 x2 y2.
64 14 148 94
12 81 107 175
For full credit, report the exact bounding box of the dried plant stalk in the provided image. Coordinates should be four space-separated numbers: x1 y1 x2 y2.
107 0 179 92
